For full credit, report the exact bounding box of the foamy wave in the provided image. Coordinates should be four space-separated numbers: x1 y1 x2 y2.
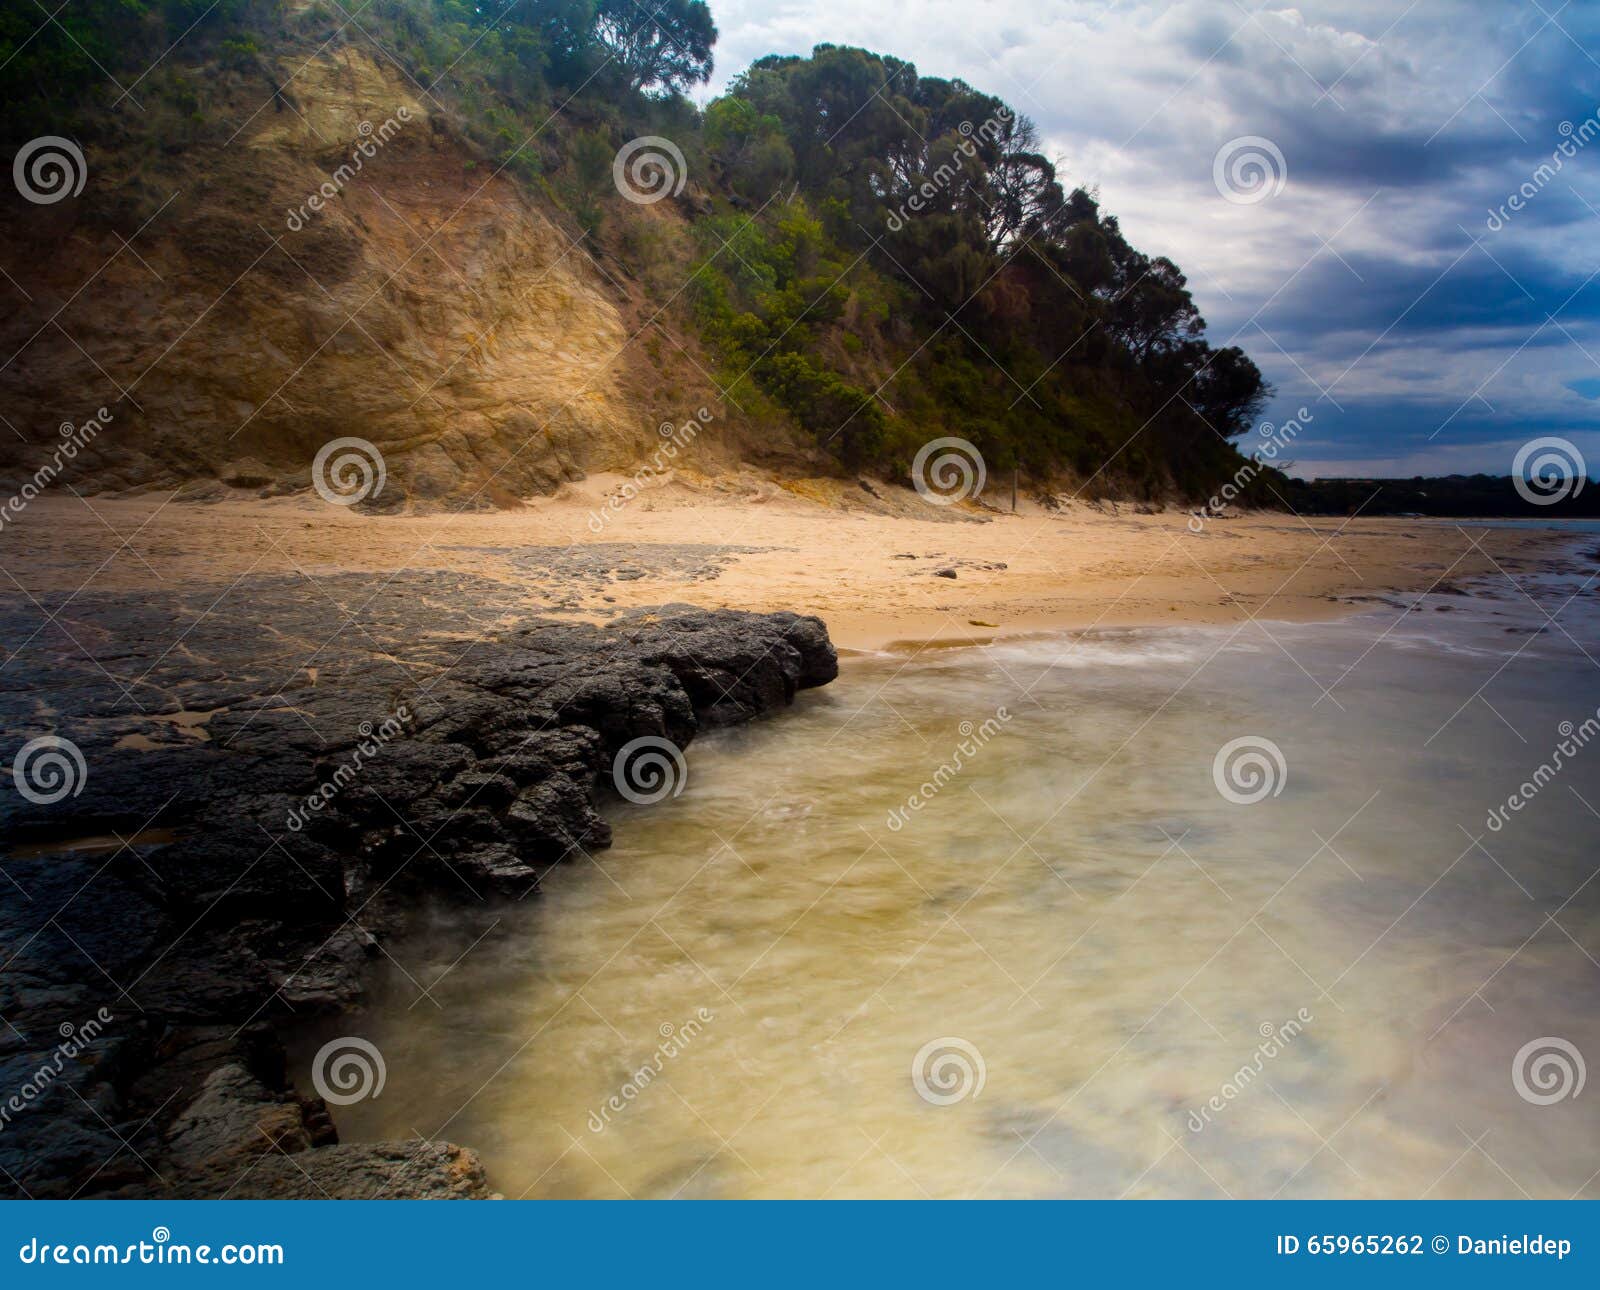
1379 634 1513 661
982 630 1215 671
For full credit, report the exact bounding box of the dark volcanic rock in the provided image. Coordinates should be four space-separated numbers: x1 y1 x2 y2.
0 575 837 1198
135 1140 496 1200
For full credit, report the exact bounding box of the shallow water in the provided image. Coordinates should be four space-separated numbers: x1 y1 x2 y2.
301 541 1600 1198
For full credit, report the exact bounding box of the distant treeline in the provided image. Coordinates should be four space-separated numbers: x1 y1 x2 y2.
1281 475 1600 518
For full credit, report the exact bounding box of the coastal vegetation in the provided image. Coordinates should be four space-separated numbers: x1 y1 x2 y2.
3 0 1280 502
1282 474 1600 517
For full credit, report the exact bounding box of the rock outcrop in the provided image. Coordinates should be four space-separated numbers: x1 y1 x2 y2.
0 573 836 1197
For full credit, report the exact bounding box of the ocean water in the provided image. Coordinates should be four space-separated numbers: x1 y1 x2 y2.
1444 519 1600 534
302 537 1600 1198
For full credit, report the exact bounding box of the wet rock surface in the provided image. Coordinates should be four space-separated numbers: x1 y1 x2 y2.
411 544 785 615
0 573 836 1198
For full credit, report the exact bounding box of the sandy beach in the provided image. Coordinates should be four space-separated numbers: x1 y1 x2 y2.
9 473 1574 653
5 473 1578 651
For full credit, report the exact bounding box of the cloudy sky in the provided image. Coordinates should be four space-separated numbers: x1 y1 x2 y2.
700 0 1600 478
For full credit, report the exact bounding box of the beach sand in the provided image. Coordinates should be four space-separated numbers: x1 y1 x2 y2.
7 473 1575 651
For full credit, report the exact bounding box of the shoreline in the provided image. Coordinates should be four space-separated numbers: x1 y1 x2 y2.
1 487 1589 1199
2 486 1584 654
842 525 1594 660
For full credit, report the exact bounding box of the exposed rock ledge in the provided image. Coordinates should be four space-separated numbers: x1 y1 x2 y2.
0 579 837 1198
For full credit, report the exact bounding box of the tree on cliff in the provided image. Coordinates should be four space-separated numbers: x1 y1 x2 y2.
691 43 1272 496
593 0 717 95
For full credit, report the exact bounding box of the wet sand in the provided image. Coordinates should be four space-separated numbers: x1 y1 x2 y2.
4 476 1574 650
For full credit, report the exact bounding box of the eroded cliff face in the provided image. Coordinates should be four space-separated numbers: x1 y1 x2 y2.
0 45 692 506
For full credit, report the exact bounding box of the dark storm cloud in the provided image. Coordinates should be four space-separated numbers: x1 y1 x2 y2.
1247 248 1600 354
707 0 1600 473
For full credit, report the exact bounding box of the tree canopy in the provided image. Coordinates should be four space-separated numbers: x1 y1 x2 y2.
694 43 1272 494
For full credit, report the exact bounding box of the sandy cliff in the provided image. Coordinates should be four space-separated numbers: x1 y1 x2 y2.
0 43 751 506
